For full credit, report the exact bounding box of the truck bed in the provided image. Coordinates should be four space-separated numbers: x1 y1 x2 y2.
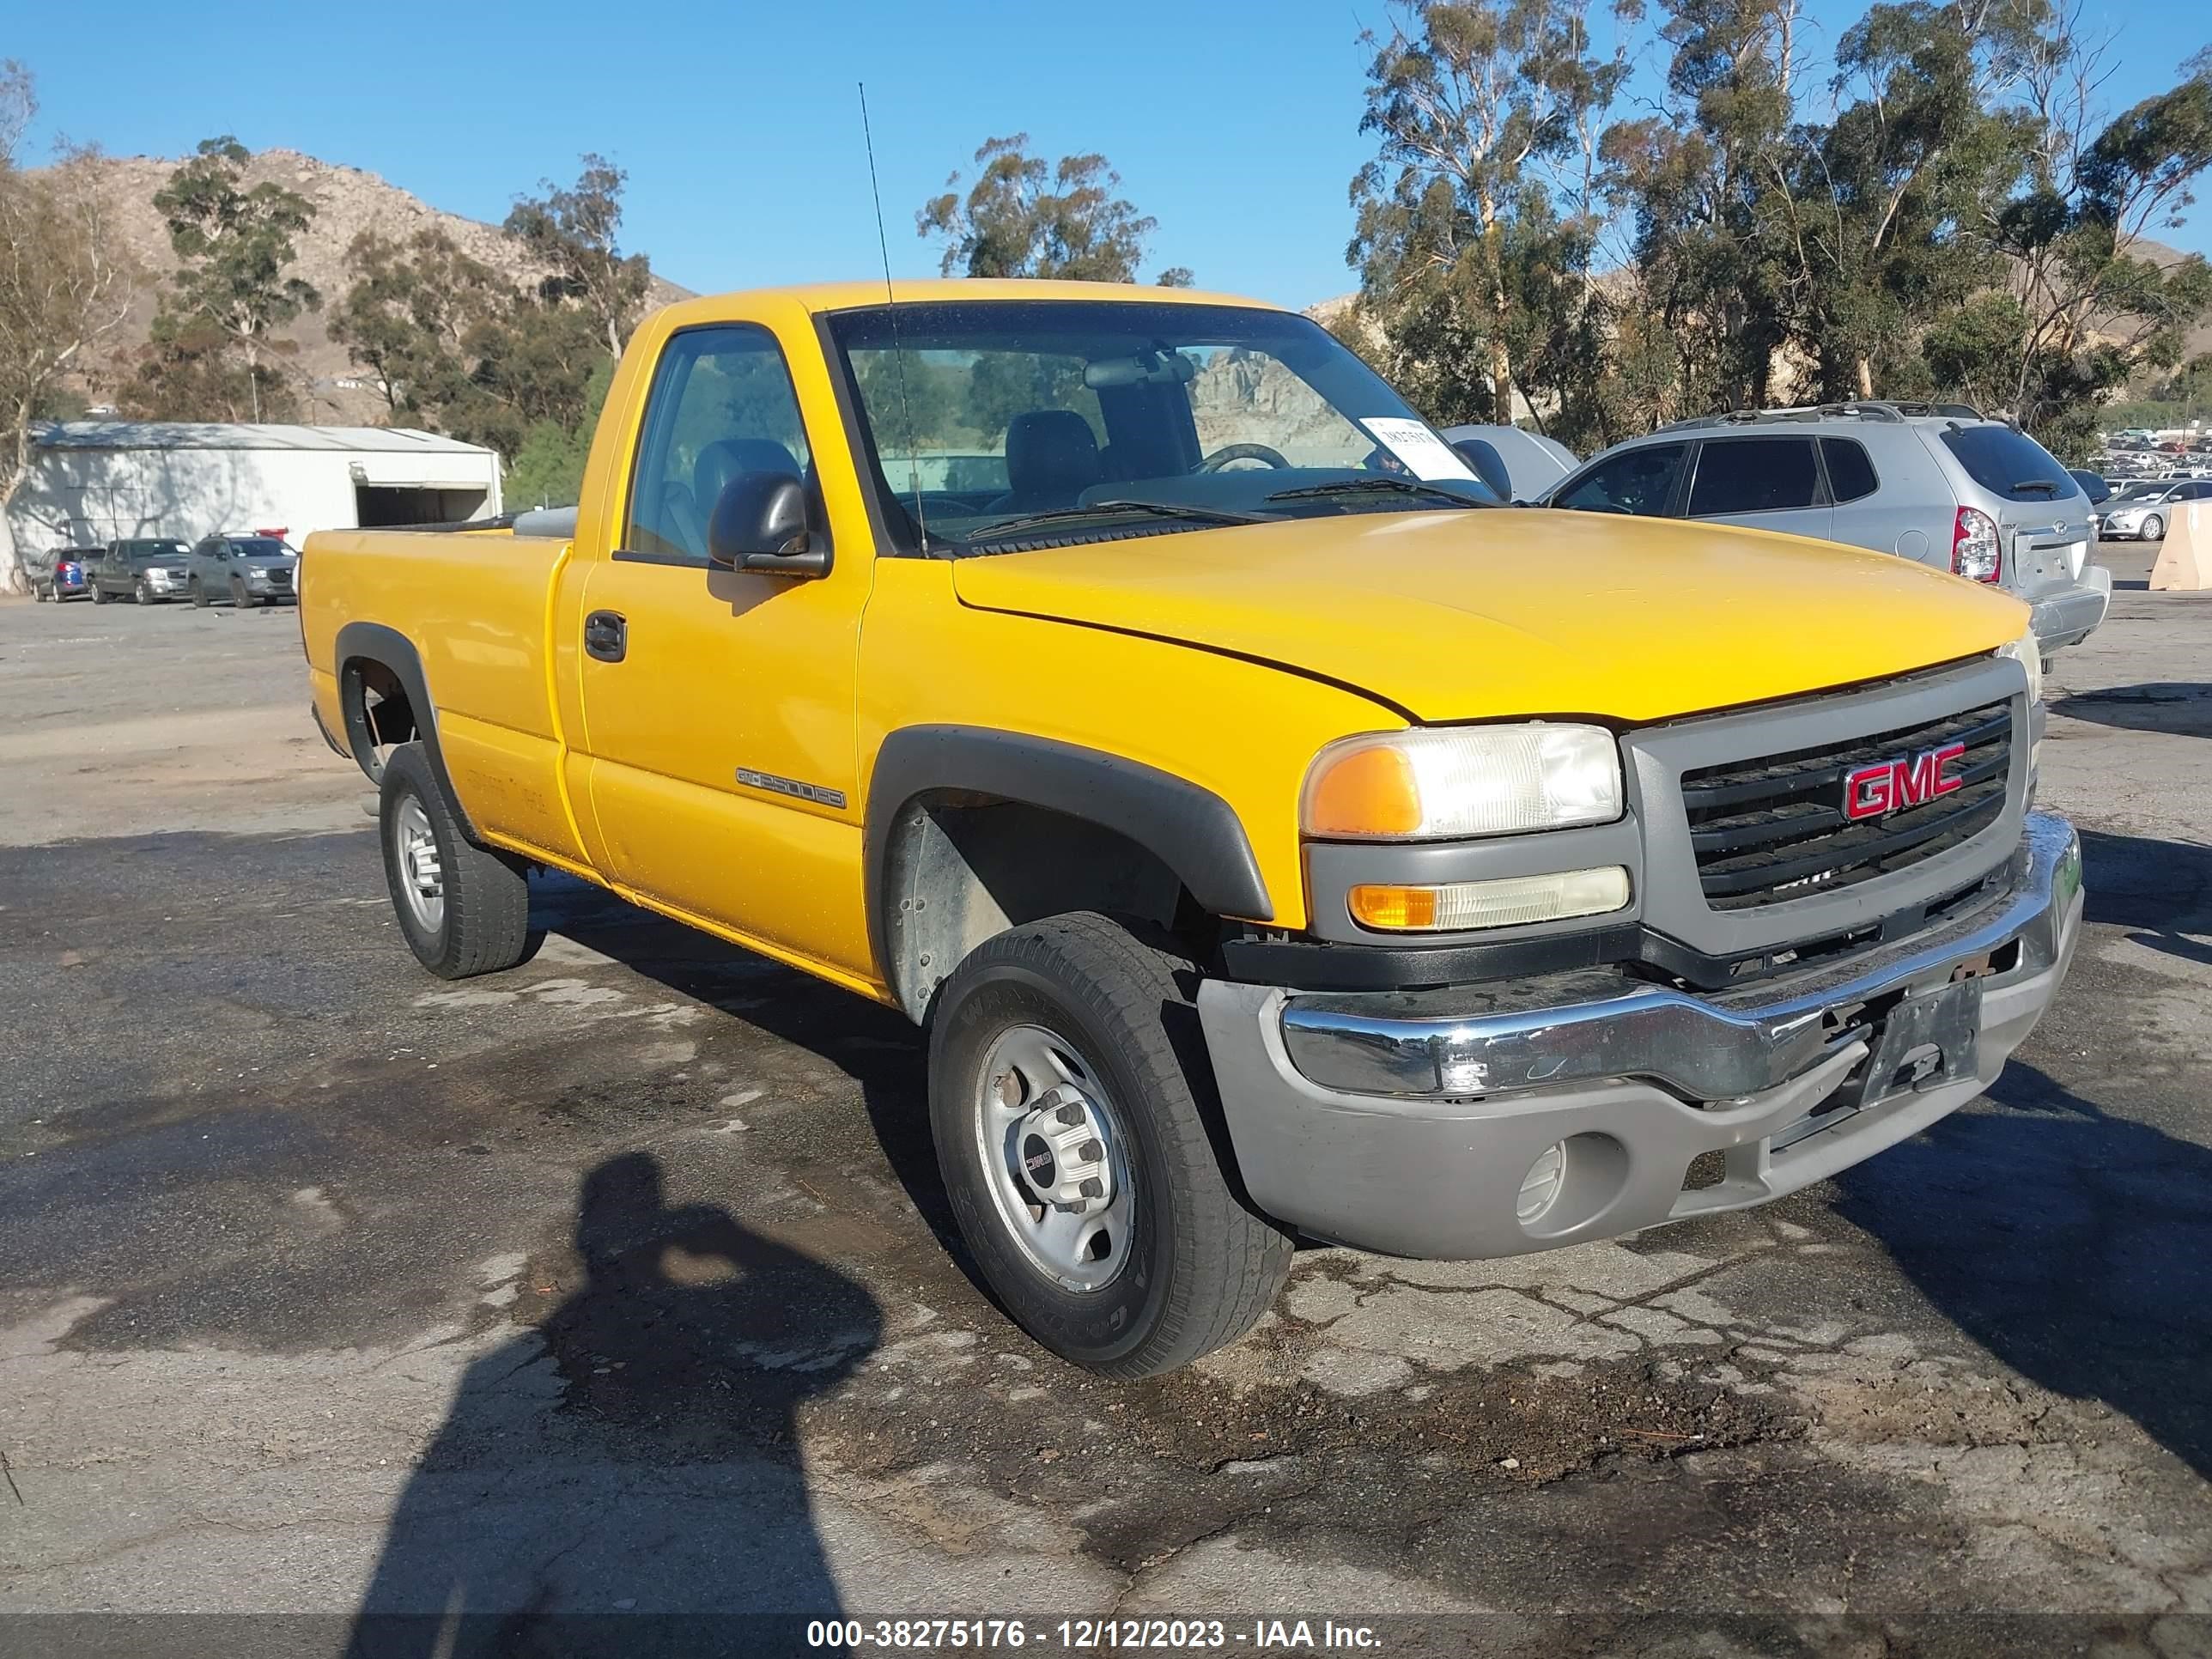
303 528 586 866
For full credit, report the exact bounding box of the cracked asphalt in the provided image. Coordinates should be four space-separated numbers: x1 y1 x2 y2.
2 556 2209 1656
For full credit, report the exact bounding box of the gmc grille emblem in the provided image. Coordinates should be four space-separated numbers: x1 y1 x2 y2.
1843 742 1966 821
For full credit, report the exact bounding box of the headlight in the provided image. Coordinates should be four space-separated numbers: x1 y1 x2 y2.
1996 628 2042 707
1304 723 1624 840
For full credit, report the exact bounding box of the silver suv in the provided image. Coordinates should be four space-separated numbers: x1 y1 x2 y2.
1546 403 2111 656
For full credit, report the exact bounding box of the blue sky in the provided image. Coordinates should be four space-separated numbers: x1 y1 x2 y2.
14 0 2212 311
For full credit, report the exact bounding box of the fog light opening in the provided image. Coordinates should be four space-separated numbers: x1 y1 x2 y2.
1516 1141 1567 1223
1519 1132 1632 1240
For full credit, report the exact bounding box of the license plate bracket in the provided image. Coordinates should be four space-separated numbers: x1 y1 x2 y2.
1846 977 1983 1108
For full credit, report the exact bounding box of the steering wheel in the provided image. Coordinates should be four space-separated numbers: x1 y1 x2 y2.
1198 443 1292 472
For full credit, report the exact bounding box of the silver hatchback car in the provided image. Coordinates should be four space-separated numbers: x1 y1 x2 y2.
1546 403 2111 656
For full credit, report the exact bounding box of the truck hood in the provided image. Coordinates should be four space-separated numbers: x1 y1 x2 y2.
949 508 2029 724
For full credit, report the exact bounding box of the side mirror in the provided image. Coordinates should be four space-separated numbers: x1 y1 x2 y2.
706 470 830 578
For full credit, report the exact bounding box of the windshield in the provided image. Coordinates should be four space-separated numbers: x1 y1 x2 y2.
230 538 291 558
823 299 1494 555
123 540 189 558
2111 483 2172 503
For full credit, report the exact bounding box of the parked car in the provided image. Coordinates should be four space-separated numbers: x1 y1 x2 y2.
1440 423 1579 502
301 279 2075 1377
186 533 300 607
2098 478 2209 540
89 538 194 605
2068 469 2111 506
29 546 99 602
1546 403 2109 656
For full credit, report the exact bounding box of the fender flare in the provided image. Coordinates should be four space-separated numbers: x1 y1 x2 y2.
333 621 476 836
863 726 1273 994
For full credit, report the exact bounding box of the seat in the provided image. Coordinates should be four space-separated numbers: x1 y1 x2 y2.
989 410 1103 513
683 438 801 560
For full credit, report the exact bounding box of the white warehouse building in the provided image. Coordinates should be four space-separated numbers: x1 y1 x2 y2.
3 422 503 563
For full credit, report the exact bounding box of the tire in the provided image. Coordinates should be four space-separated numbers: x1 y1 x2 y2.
190 579 209 609
34 584 49 603
134 578 151 605
929 911 1292 1378
90 581 107 605
378 742 538 979
232 575 260 609
2143 514 2165 541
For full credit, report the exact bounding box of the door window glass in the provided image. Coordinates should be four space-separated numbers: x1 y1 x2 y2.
1554 443 1688 516
1820 438 1880 503
1687 437 1820 516
626 325 811 562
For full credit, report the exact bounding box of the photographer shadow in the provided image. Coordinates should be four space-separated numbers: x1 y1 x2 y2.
347 1152 880 1657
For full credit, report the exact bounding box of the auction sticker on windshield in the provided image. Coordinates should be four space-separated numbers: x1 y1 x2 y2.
1362 416 1480 483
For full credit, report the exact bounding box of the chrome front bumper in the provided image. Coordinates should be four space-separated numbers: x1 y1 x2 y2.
1195 813 2081 1261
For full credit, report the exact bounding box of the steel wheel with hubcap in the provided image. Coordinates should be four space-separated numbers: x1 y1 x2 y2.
377 741 538 979
974 1023 1137 1294
391 795 446 938
930 911 1292 1378
134 578 151 605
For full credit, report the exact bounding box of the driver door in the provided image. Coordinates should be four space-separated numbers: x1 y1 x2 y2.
575 317 875 980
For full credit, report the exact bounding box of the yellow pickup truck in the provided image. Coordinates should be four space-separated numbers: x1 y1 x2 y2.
302 279 2081 1377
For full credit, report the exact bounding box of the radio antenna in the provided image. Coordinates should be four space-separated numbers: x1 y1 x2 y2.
859 82 928 550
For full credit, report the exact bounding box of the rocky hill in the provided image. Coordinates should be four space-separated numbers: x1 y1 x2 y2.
61 149 690 424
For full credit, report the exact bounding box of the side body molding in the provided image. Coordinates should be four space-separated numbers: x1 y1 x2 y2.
864 726 1274 1000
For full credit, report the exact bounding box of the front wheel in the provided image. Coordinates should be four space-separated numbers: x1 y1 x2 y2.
190 579 209 609
379 743 538 979
2143 514 2166 541
232 575 260 609
929 912 1291 1378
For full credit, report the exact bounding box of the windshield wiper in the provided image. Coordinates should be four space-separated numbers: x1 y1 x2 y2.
2012 478 2063 495
963 499 1269 545
1263 476 1490 509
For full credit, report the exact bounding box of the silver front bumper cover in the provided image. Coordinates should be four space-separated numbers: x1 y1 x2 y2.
1194 813 2081 1261
1279 812 2079 1102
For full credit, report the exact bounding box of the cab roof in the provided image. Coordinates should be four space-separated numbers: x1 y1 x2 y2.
657 278 1282 323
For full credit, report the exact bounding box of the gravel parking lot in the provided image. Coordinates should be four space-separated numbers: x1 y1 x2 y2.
3 555 2209 1655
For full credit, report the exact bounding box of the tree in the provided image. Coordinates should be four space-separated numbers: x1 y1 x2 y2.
501 358 615 510
919 136 1187 284
328 228 508 419
1349 0 1632 428
504 155 651 358
1971 47 2212 456
0 65 137 592
135 137 319 422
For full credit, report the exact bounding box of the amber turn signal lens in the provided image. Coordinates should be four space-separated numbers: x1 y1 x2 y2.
1349 867 1632 933
1304 744 1422 838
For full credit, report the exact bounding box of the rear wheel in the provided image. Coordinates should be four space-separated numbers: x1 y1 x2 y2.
34 583 49 603
378 742 538 979
929 912 1291 1378
90 581 107 605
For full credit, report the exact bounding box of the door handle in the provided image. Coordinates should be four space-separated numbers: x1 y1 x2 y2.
584 610 628 663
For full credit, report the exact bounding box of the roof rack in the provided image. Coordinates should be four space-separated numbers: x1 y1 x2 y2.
1656 399 1986 433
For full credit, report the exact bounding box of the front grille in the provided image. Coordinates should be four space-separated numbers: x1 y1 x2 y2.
1680 700 2013 910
